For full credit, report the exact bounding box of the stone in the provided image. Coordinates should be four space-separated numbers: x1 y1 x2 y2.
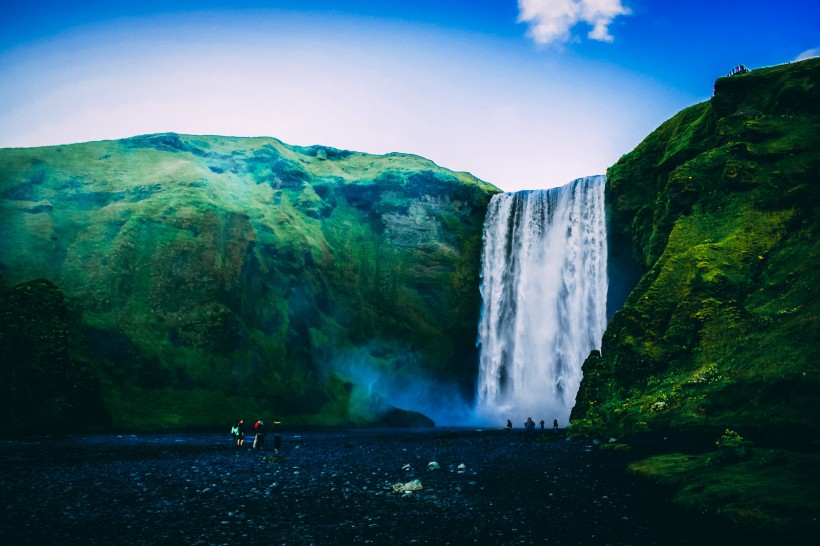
376 408 436 428
392 479 423 494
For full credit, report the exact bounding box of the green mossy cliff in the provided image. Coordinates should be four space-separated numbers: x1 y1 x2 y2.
0 134 499 433
572 57 820 442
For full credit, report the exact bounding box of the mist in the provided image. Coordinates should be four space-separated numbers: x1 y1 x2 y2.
325 343 479 427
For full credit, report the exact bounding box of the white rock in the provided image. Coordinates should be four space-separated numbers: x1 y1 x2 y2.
403 479 423 491
427 461 440 471
392 479 423 493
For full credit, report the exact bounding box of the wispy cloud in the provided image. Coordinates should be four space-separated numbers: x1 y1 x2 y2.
795 48 819 61
517 0 631 45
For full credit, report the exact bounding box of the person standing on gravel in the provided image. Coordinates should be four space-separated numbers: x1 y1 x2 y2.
231 419 245 447
253 420 267 449
524 417 535 437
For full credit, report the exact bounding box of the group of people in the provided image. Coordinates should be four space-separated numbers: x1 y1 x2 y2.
230 418 283 452
506 418 559 434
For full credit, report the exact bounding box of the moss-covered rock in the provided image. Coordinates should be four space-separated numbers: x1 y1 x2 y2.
0 278 108 434
572 60 820 535
572 58 820 443
628 447 820 538
0 135 499 431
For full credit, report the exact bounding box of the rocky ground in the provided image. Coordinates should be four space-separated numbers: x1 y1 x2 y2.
0 428 775 545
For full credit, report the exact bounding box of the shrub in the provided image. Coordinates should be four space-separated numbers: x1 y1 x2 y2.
708 429 752 465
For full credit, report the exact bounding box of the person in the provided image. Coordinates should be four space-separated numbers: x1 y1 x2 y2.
524 417 535 435
539 419 545 431
506 419 512 433
553 419 559 433
231 419 245 447
272 418 283 453
253 419 267 449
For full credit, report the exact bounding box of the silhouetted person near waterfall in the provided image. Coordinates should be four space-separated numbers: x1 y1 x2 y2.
506 419 512 433
524 417 535 437
553 419 559 433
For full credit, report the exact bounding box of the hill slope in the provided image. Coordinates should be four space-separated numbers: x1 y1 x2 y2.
571 58 820 536
573 57 820 441
0 134 499 432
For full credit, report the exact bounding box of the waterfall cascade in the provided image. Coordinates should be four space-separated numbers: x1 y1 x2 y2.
475 176 608 426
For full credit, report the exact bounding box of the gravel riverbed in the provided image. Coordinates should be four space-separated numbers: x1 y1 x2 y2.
0 428 758 545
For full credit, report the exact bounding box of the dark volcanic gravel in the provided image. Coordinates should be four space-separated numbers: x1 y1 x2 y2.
0 428 756 545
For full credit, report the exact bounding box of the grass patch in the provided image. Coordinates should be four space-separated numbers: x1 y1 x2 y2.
629 448 820 537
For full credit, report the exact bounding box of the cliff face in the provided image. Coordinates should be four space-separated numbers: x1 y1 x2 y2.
572 58 820 442
0 134 499 432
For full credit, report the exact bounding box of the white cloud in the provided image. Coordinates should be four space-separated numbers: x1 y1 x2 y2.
795 48 819 61
517 0 631 45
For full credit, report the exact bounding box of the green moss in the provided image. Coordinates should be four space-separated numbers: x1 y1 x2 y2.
572 57 820 541
573 58 820 441
0 278 108 434
0 133 499 431
629 448 820 537
104 387 265 430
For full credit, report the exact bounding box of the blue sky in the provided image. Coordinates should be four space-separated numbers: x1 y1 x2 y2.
1 1 817 191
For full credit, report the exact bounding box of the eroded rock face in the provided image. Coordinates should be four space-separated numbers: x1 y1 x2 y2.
0 135 499 431
572 58 820 442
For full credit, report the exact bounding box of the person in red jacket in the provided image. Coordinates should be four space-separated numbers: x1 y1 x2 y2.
252 420 267 449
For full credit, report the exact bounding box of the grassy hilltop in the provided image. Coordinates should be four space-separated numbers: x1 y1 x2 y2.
572 58 820 535
0 134 499 432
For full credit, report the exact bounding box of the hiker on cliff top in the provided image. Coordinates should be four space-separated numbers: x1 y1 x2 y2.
231 419 245 447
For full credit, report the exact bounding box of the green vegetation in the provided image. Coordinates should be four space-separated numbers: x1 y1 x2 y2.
0 134 499 433
629 445 820 536
572 58 820 535
0 278 108 431
573 58 820 440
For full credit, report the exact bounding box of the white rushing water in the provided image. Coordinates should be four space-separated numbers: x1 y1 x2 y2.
475 176 608 426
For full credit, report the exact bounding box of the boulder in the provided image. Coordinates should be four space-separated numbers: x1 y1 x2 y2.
376 407 435 428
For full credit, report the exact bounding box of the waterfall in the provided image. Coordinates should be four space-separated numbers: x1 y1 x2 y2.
475 175 608 426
